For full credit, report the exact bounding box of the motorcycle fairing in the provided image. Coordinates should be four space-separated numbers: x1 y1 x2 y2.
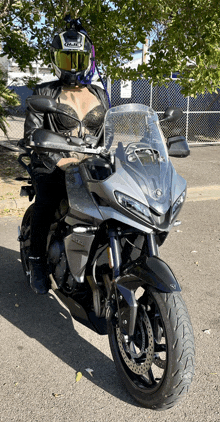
65 104 187 233
114 141 187 221
103 104 187 225
65 164 103 223
115 141 172 213
84 156 184 233
66 160 154 233
63 104 186 289
54 288 108 335
64 231 95 283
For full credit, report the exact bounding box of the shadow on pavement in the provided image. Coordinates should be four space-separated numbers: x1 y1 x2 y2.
0 245 138 407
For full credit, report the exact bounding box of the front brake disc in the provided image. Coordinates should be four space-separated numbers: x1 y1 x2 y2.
116 308 154 375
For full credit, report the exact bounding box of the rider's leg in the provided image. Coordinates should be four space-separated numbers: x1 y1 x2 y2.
29 167 66 294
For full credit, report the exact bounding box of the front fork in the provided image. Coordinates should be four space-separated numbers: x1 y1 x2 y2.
108 228 158 337
147 233 160 258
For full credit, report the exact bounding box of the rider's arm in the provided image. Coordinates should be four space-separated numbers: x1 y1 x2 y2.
23 86 44 142
23 81 65 168
56 157 79 170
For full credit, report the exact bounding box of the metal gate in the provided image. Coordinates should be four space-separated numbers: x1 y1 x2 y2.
109 79 220 145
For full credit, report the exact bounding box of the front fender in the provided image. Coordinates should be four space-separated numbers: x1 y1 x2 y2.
122 256 181 293
113 257 180 337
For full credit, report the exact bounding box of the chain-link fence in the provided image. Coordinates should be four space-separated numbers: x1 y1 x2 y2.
110 79 220 145
1 80 220 145
0 85 31 146
0 116 25 143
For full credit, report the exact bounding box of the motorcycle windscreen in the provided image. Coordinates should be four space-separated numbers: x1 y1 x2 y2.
104 104 168 154
104 104 172 213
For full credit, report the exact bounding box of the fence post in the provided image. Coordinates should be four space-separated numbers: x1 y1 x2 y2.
150 82 153 108
185 95 190 142
107 76 111 101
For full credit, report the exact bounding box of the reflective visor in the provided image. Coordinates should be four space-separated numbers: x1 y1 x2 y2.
54 50 90 72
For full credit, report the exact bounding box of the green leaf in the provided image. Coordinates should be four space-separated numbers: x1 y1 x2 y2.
0 0 220 95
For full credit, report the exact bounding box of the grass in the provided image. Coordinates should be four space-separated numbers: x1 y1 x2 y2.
0 192 16 201
0 208 24 217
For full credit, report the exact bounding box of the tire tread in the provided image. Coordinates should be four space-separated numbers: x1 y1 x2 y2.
108 287 195 411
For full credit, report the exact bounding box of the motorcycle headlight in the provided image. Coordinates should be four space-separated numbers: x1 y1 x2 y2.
172 190 186 220
115 191 152 222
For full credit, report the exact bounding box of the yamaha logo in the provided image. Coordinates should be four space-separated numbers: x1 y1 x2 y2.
64 42 82 47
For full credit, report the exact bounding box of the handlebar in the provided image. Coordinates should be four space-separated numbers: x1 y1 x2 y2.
26 128 107 156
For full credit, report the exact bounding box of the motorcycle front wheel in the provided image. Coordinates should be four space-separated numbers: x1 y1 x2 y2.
107 286 195 410
20 204 34 285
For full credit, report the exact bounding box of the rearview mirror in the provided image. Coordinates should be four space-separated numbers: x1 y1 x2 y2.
167 136 190 157
26 95 58 113
161 107 183 123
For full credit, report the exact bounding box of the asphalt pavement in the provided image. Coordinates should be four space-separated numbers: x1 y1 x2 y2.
0 145 219 421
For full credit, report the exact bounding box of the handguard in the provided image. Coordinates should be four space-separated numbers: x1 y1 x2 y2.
29 128 104 155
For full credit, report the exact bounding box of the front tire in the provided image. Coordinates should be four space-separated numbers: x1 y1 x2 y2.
20 204 34 286
108 286 195 410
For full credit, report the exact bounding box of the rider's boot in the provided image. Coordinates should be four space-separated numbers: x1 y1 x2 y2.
29 256 49 295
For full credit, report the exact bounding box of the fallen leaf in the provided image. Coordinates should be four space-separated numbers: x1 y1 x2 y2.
52 393 63 398
202 329 211 334
85 368 94 377
76 372 82 382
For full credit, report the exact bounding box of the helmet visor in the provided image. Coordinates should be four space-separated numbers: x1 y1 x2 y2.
53 50 90 72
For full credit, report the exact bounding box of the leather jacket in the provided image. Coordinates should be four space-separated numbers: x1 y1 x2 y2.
24 79 109 170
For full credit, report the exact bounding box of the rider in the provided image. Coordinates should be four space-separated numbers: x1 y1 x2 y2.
23 17 109 295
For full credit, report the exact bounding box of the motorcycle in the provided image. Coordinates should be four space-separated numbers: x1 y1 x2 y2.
18 98 195 410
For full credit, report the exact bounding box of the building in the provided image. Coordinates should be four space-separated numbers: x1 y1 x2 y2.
4 57 57 86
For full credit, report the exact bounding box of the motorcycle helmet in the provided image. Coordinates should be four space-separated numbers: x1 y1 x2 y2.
51 27 95 86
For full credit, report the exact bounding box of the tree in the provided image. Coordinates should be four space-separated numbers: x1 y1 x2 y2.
0 0 220 98
0 68 20 135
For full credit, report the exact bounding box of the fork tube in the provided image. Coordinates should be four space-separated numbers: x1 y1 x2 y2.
108 228 121 280
147 233 160 257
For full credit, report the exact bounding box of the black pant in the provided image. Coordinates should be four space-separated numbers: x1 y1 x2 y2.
30 167 66 257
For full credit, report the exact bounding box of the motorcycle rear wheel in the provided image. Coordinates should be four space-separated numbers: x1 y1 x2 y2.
108 286 195 410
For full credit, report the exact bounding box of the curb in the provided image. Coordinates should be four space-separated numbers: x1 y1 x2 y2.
0 197 33 211
1 185 220 211
186 185 220 202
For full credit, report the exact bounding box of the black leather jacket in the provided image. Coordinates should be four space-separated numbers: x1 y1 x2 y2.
24 79 109 170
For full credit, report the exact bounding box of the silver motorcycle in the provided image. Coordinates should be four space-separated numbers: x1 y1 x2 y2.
18 99 195 410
